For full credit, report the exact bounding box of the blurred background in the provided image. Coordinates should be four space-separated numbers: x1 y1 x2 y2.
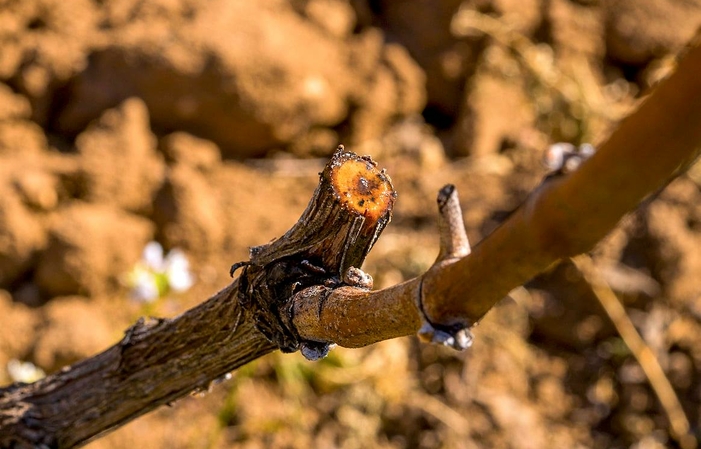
1 0 701 447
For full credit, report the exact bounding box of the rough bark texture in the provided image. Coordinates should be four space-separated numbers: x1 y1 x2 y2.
0 282 275 448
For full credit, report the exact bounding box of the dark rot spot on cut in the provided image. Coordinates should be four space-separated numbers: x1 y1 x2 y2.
358 177 370 194
356 175 381 196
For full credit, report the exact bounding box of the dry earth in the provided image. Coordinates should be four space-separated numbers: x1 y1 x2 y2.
2 0 701 448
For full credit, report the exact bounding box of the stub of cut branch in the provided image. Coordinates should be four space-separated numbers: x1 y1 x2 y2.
233 145 396 359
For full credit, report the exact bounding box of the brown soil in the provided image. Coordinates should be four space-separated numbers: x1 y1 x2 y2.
2 0 701 448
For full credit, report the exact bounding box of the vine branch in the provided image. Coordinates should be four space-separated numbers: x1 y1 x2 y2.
1 30 701 449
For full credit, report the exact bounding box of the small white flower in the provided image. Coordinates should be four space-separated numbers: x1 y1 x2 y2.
125 241 194 302
7 359 45 383
129 267 160 303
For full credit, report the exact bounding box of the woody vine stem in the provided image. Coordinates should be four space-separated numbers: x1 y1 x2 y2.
1 30 701 449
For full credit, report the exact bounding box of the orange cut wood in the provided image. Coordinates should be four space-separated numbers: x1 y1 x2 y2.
330 157 394 227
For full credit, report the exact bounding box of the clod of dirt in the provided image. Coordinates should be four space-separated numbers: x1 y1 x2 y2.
0 83 31 120
0 120 49 156
455 54 536 157
371 0 481 124
0 0 99 123
35 202 154 297
604 0 701 65
33 296 115 372
0 180 47 287
152 165 224 260
350 42 427 145
76 98 165 213
159 132 221 172
56 1 425 158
